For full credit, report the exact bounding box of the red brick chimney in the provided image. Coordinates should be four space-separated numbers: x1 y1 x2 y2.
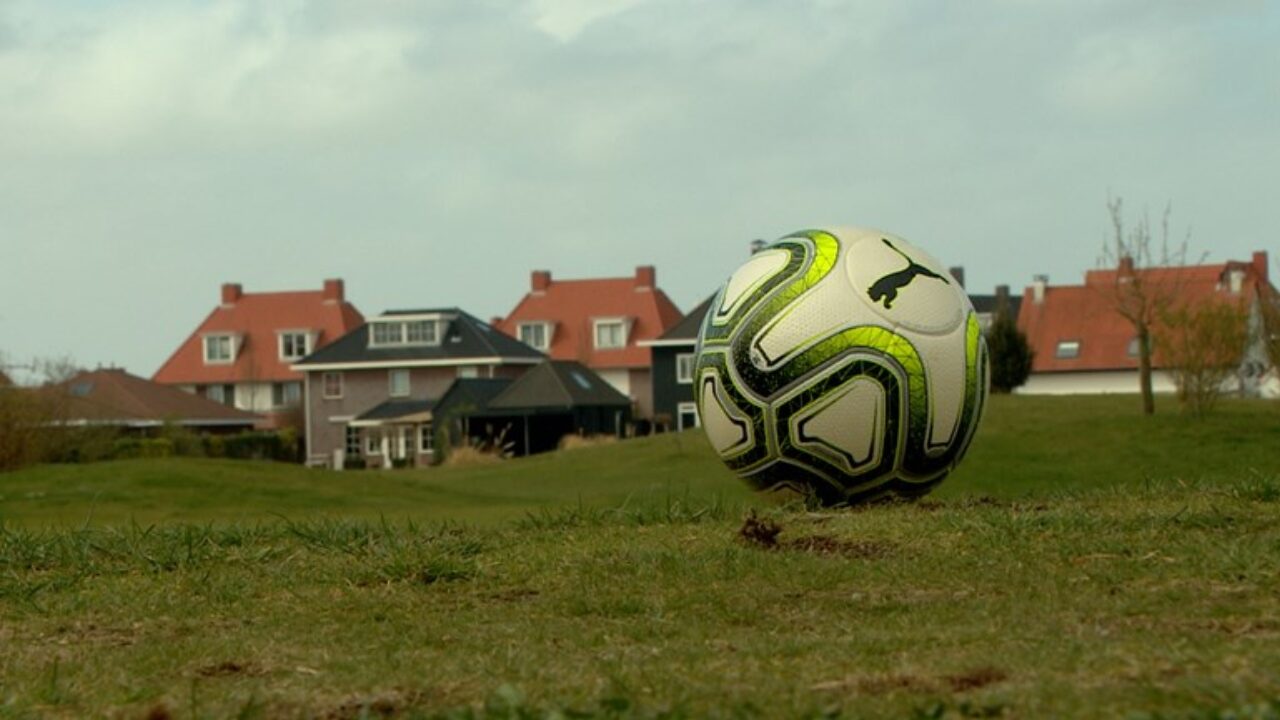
1253 251 1270 285
1118 255 1135 276
322 278 345 303
221 283 243 305
635 265 655 290
490 316 503 328
531 270 551 293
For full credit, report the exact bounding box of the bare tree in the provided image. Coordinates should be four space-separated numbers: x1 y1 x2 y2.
1097 196 1195 415
1159 301 1249 417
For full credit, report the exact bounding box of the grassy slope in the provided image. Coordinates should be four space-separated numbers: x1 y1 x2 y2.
1 395 1279 718
3 394 1279 527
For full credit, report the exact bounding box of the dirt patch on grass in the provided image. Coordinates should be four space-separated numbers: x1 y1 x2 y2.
484 588 540 602
737 512 892 558
141 705 173 720
945 666 1008 692
195 660 264 678
813 667 1008 696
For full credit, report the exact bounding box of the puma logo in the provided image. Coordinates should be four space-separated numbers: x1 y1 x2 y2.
867 238 949 309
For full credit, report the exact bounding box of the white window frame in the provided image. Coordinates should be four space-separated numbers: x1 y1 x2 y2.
677 402 700 431
593 318 628 350
203 334 235 365
365 431 381 455
369 316 446 349
419 424 435 454
206 383 236 406
278 331 311 361
457 366 479 379
518 322 551 351
272 381 302 408
322 371 343 399
1055 340 1081 359
676 353 695 384
389 369 411 398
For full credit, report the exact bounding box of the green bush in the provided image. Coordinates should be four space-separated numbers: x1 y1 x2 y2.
112 437 175 459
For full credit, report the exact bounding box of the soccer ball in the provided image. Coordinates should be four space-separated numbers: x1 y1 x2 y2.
694 227 988 505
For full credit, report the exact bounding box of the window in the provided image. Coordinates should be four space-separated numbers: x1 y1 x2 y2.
1055 340 1081 359
345 427 362 456
372 322 403 346
419 424 435 453
676 353 695 384
206 384 236 406
365 431 381 455
677 402 700 431
1127 337 1141 358
370 319 442 347
279 332 310 361
204 335 233 364
405 320 437 344
272 382 302 407
519 322 549 351
457 366 479 379
389 369 410 397
322 372 343 399
594 320 626 349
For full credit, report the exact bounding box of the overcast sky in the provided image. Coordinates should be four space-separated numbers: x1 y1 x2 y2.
1 0 1277 379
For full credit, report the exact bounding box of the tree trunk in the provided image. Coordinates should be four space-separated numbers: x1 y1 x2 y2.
1138 324 1155 415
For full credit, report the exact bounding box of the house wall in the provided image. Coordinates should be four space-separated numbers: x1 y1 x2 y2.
629 368 653 420
306 366 475 462
650 345 696 426
1016 370 1179 396
596 368 631 403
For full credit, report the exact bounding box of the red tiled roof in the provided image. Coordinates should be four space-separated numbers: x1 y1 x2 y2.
153 280 364 385
56 369 259 426
1018 253 1272 373
496 266 683 369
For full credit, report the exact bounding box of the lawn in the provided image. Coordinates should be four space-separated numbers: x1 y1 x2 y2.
1 394 1279 718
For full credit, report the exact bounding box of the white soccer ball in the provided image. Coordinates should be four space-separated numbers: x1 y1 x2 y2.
695 227 988 505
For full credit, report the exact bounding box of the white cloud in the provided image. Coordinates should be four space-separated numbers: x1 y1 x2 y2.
527 0 648 42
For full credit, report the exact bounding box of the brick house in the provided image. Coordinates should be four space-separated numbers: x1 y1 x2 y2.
1016 251 1277 397
292 308 543 468
495 266 683 421
153 279 364 427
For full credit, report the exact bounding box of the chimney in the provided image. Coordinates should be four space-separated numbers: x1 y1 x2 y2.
490 316 503 328
1032 274 1048 305
1253 251 1270 285
749 239 767 255
1118 255 1136 276
322 278 344 303
995 284 1010 314
635 265 655 290
531 270 551 293
221 283 243 306
949 266 966 289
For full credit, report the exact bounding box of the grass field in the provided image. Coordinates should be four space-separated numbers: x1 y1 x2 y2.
1 395 1279 718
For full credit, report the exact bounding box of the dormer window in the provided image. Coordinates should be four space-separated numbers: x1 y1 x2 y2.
518 322 551 351
368 315 447 348
1055 340 1081 359
203 334 235 364
594 318 629 350
278 331 312 361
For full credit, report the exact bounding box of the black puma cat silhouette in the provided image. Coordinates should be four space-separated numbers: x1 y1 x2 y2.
867 238 949 310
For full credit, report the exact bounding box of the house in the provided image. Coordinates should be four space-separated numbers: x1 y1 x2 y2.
291 308 544 468
949 267 1022 332
52 368 259 433
434 360 631 457
153 279 364 427
639 295 713 432
1016 251 1277 396
495 266 683 422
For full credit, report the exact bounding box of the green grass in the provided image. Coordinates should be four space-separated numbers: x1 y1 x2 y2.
1 395 1279 718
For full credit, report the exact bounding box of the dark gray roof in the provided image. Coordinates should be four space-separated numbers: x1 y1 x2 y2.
296 308 542 366
655 295 714 343
434 378 514 418
969 293 1022 320
356 399 436 422
487 361 630 411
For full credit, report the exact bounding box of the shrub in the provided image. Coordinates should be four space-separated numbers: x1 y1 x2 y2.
987 310 1034 393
